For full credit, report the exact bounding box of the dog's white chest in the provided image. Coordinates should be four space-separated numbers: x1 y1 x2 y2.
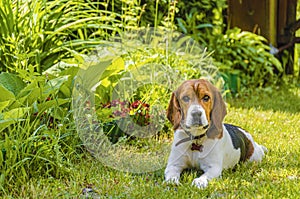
172 128 241 170
187 139 219 168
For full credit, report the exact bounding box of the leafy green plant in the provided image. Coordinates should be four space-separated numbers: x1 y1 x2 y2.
175 0 227 44
165 1 285 92
0 68 80 190
176 8 214 34
211 28 283 90
0 0 121 73
138 0 170 27
106 0 178 29
0 73 28 131
0 0 221 194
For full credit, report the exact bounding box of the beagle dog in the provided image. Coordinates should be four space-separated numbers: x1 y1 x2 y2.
165 79 267 188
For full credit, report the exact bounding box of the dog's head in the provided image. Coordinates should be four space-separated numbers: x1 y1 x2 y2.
167 79 227 138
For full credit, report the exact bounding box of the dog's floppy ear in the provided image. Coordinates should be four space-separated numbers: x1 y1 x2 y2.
206 83 227 139
167 92 181 130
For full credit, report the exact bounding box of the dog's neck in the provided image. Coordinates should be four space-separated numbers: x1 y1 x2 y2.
175 129 206 148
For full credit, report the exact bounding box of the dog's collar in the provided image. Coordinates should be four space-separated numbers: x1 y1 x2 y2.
175 125 209 148
175 131 206 147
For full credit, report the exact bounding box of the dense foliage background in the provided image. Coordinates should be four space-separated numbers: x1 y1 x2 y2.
0 0 299 195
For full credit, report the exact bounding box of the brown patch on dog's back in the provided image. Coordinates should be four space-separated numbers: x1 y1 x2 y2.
225 123 254 162
245 138 255 161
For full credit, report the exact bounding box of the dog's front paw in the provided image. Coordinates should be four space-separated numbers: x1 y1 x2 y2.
165 176 180 185
192 176 209 188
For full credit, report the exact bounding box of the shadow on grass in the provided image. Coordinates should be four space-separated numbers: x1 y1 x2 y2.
226 85 300 114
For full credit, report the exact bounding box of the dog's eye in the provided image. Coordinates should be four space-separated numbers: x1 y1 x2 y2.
202 95 210 102
182 96 190 102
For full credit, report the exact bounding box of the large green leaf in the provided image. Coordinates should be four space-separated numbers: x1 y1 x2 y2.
0 73 26 96
0 84 15 102
77 59 113 90
0 101 10 112
14 82 41 108
55 66 79 98
100 57 125 87
12 76 68 109
36 99 69 114
0 107 30 131
2 107 30 120
42 76 69 98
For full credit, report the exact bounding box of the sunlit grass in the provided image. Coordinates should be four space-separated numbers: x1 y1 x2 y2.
0 0 299 197
2 85 299 198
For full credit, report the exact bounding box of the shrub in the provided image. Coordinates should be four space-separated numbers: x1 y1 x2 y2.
169 1 283 91
211 28 283 91
0 69 81 190
0 0 120 73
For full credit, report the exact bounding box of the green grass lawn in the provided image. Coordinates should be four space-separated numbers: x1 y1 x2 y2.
5 85 300 198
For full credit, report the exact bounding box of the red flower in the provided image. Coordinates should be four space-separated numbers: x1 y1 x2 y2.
101 99 152 126
131 100 141 109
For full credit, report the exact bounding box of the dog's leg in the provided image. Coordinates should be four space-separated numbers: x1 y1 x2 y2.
192 160 223 188
164 166 183 185
164 147 189 185
249 143 267 162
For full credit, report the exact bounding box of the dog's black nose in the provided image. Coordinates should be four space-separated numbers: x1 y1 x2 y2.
191 110 202 119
